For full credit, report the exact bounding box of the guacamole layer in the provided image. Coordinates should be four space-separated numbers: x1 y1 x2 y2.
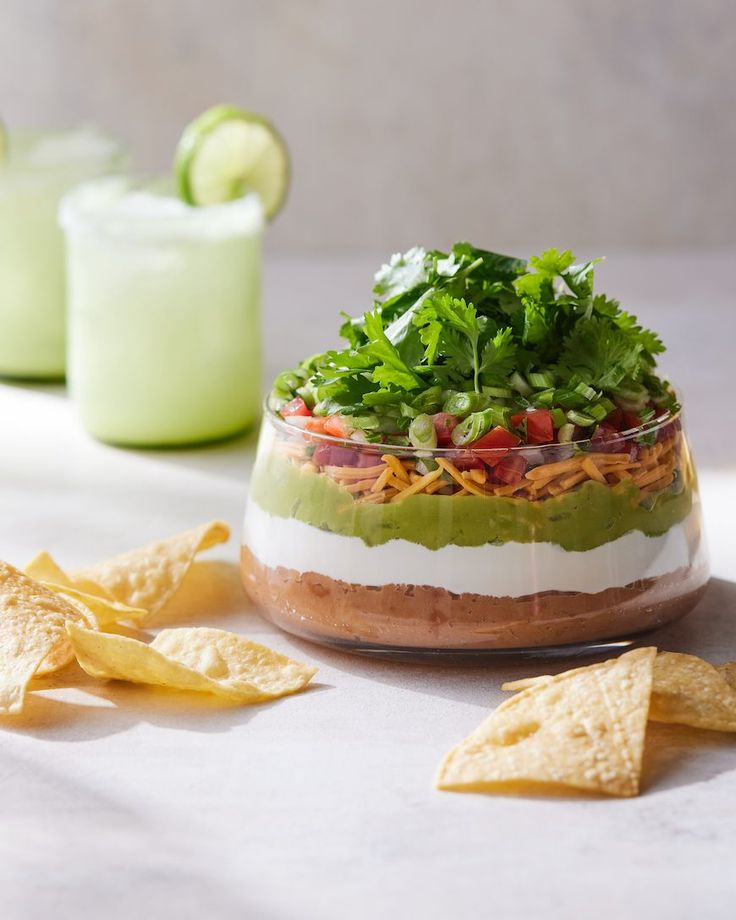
250 453 692 553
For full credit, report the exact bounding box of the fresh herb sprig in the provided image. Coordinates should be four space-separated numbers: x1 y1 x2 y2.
271 243 676 444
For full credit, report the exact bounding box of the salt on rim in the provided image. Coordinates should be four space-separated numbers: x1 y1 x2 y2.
59 175 264 241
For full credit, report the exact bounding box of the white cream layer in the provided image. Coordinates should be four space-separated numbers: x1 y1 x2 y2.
243 501 699 598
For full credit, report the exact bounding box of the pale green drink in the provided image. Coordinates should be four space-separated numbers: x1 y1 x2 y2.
60 177 264 446
0 129 125 378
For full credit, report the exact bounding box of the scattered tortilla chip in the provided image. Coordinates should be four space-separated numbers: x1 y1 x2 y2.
66 622 316 703
505 653 736 734
0 561 91 712
437 647 656 798
717 662 736 690
25 550 117 600
70 521 230 620
46 585 148 627
649 652 736 732
502 674 554 693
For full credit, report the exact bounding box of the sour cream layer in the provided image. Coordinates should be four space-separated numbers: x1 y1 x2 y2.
243 500 700 598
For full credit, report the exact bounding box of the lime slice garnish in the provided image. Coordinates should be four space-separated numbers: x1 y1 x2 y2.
175 104 289 219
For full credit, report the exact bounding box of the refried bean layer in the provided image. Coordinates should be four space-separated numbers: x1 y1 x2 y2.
240 546 708 651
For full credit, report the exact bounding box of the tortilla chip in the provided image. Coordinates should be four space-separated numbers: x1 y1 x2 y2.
25 550 117 600
151 628 317 700
437 647 656 797
505 653 736 734
70 521 230 620
46 585 148 627
649 652 736 732
0 561 91 712
66 622 316 703
717 662 736 690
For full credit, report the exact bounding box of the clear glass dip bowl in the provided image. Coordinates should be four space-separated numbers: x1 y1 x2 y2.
241 404 708 659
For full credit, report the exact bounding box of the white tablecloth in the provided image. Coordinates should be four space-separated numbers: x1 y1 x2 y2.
1 254 735 920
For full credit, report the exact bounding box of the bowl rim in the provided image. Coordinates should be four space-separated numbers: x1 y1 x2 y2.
263 399 681 456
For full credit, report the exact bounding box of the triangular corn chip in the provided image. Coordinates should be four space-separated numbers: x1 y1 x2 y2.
25 550 117 600
437 647 656 798
67 622 316 703
649 652 736 732
45 585 148 627
0 561 92 712
70 521 230 620
505 653 736 734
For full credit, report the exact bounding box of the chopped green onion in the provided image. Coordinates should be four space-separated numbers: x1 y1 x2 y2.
573 381 599 401
415 458 439 475
400 402 419 419
550 408 567 428
412 385 443 414
587 402 609 422
558 423 576 442
528 371 555 389
443 391 482 418
451 406 510 446
640 407 656 422
409 414 438 450
533 388 555 407
567 409 596 427
509 371 532 397
482 385 514 398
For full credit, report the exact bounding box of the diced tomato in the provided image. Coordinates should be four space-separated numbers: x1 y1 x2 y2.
621 411 642 431
305 417 329 433
469 426 521 468
280 397 311 418
526 409 554 444
604 408 623 430
323 415 350 438
432 412 458 446
510 411 526 428
493 454 527 484
451 450 486 471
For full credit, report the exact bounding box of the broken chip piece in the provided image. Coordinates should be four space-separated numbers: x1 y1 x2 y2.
437 647 656 797
66 621 316 703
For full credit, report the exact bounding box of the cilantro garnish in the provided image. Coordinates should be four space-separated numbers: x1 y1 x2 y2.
270 243 676 444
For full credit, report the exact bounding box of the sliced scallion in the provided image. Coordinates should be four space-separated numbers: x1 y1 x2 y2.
550 408 567 428
573 381 599 401
557 422 576 442
510 371 532 397
528 371 555 389
567 409 596 427
409 413 438 450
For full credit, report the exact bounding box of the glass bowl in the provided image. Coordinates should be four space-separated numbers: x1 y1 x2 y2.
241 404 708 659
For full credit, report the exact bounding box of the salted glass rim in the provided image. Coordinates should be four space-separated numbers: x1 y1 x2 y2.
263 398 681 456
59 175 264 239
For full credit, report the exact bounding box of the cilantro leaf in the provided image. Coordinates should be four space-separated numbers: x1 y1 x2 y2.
558 316 643 390
413 293 485 391
373 247 430 301
361 310 423 391
479 327 517 382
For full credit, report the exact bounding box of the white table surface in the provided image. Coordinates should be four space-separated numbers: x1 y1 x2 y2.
1 253 735 920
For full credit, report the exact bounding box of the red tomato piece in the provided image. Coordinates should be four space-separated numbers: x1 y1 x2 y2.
526 409 554 444
323 416 350 438
494 454 528 484
305 417 329 433
280 396 311 418
469 426 521 468
432 412 458 446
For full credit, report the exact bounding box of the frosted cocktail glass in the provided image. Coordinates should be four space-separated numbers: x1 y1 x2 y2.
0 129 125 378
60 178 264 446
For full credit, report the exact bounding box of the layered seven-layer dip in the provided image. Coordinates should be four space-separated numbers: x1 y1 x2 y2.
241 244 708 651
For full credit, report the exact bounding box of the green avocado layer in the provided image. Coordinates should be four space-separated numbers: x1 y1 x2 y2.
250 453 692 552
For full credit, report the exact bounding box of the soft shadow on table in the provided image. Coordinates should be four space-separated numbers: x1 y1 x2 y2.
3 672 326 742
288 577 736 708
641 722 736 795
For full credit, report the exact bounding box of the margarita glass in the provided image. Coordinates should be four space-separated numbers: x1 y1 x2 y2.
0 128 125 378
60 177 264 446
